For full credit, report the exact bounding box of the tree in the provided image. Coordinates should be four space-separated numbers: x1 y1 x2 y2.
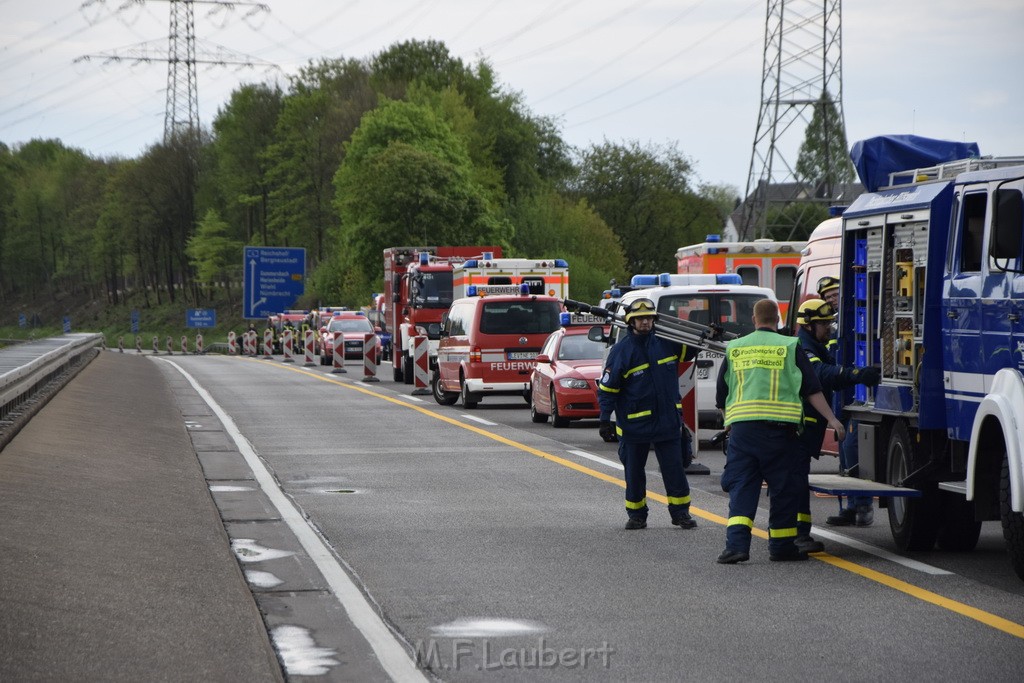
186 209 244 300
569 141 721 275
795 91 855 194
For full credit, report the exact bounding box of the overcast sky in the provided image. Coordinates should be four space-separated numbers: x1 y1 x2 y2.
2 0 1022 195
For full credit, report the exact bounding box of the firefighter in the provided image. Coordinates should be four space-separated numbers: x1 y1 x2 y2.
715 299 845 564
793 299 881 552
598 298 698 530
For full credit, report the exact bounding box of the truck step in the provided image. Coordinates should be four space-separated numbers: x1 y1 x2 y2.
808 474 922 498
937 480 968 495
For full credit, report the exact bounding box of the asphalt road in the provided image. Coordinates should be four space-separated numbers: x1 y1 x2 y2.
4 350 1024 681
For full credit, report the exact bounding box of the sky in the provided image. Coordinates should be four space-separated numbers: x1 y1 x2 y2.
2 0 1022 196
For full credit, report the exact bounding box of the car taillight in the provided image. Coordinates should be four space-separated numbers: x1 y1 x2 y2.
470 346 482 363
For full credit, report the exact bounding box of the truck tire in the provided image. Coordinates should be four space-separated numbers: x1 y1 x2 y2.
887 419 940 551
551 388 569 428
403 352 414 385
1000 452 1024 581
937 490 982 552
432 370 458 406
460 375 479 409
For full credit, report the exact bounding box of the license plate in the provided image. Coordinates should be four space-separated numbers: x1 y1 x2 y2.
507 351 537 360
696 367 710 380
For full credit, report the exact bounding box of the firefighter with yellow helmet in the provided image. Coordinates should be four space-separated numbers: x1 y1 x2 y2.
792 298 880 552
598 297 699 531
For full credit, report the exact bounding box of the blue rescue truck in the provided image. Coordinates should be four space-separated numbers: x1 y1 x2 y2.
823 136 1024 578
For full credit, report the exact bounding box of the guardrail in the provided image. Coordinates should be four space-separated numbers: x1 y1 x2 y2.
0 334 102 421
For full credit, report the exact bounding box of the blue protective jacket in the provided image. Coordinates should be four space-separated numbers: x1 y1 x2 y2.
797 327 861 451
598 328 689 444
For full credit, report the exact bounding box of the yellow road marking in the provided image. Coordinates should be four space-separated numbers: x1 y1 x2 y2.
247 358 1024 640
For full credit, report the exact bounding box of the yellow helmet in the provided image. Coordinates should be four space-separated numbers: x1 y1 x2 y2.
796 298 835 326
624 297 657 323
816 276 840 297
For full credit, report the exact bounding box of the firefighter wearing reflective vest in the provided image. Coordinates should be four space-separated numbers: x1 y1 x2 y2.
598 298 698 531
793 299 880 553
715 299 845 564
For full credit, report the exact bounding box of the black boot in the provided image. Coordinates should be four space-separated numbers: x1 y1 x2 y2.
826 508 857 526
672 510 697 529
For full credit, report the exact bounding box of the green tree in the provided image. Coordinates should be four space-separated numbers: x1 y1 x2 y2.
186 209 244 300
570 141 720 275
795 91 855 193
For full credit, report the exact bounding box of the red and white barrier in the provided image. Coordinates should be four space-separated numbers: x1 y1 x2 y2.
135 336 142 353
196 333 203 355
678 360 697 435
228 331 237 355
282 329 295 363
411 335 431 395
117 335 124 353
166 336 174 355
247 330 256 356
331 331 346 373
361 333 379 382
262 328 273 359
303 329 316 367
180 335 188 354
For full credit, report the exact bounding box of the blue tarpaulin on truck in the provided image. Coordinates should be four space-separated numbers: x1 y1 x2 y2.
850 134 981 192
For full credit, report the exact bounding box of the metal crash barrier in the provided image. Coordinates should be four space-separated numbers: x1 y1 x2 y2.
0 334 102 423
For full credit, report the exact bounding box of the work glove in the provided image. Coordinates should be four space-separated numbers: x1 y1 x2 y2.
710 429 730 456
851 366 882 386
599 420 617 443
681 427 694 469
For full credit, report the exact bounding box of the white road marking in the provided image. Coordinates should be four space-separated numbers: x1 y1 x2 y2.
209 484 254 492
461 414 498 426
270 624 340 676
567 450 624 471
811 527 954 575
161 359 428 682
431 618 548 638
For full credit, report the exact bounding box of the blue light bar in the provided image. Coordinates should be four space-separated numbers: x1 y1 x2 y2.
658 273 672 287
419 251 429 265
705 234 722 242
482 251 494 260
716 274 742 285
519 283 530 295
828 205 847 217
463 259 478 268
467 285 478 296
560 312 572 325
554 259 568 267
630 274 659 287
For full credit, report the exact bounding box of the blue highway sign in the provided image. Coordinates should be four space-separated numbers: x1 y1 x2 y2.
243 247 306 319
187 308 217 328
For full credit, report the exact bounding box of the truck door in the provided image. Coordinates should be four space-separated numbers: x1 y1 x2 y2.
991 182 1024 375
943 189 988 440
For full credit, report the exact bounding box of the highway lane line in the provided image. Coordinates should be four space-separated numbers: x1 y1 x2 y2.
567 449 624 471
243 358 1024 641
810 527 953 576
161 359 428 683
460 414 499 426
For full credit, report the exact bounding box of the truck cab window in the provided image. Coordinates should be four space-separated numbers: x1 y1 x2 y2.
959 192 987 272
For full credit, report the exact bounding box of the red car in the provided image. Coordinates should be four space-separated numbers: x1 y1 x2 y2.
529 323 608 427
320 312 379 364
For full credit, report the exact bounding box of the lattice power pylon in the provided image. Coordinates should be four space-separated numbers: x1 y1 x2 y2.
165 0 199 141
741 0 848 240
75 0 274 145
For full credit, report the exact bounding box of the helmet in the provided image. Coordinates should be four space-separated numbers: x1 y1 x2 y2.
796 298 835 326
624 297 657 323
816 276 840 297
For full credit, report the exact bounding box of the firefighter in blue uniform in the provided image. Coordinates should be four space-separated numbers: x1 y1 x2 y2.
715 299 845 564
793 299 881 553
598 298 698 530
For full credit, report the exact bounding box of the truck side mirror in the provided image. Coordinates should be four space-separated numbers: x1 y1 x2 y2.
587 325 608 344
991 188 1023 264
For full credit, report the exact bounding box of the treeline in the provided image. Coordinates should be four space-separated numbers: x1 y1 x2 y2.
0 39 734 311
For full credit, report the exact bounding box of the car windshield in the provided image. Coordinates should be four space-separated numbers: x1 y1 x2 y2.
327 317 373 333
557 334 605 361
411 271 454 308
480 300 562 335
658 293 766 336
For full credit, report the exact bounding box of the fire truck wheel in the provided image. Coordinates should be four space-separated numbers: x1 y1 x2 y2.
551 388 570 428
936 490 982 552
1000 451 1024 581
432 370 458 406
403 352 414 385
886 419 940 551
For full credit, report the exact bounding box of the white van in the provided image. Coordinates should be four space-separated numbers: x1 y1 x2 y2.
612 274 777 442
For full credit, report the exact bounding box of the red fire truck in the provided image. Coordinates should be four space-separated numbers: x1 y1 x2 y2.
675 235 804 318
383 246 502 384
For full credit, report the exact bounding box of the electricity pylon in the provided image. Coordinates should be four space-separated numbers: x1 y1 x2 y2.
741 0 849 240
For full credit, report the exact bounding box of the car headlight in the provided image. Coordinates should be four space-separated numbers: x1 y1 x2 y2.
558 378 589 390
